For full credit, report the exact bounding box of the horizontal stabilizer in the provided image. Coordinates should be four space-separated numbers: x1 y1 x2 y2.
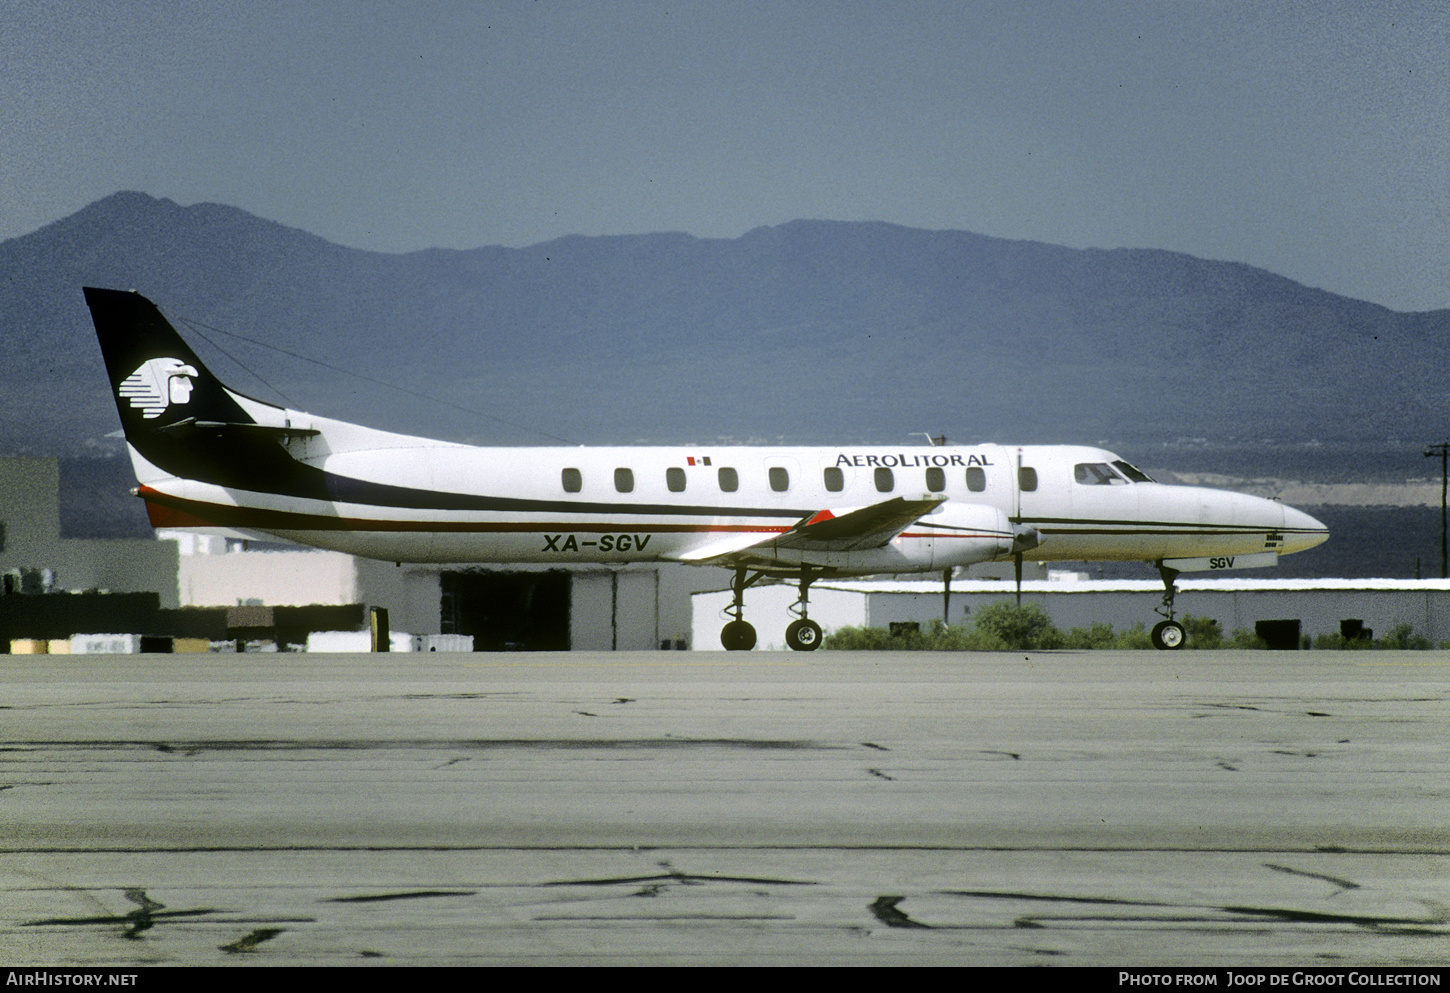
158 418 320 439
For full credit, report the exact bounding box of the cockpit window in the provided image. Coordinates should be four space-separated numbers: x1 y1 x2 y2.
1112 460 1154 483
1074 462 1127 485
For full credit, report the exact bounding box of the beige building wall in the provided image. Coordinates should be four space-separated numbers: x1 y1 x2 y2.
1 457 180 607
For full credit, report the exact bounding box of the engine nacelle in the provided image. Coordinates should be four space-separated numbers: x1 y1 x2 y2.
914 501 1021 570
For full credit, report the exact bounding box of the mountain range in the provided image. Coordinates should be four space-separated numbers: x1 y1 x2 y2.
3 191 1447 459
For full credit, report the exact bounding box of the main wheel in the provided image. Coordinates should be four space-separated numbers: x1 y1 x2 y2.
1151 620 1186 650
785 618 823 652
721 619 757 651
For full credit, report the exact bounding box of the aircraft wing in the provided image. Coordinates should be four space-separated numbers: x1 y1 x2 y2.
670 496 946 564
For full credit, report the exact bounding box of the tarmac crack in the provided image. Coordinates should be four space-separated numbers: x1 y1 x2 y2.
12 737 831 752
869 895 931 928
1222 904 1450 929
539 861 815 891
23 887 218 940
327 889 477 903
940 889 1450 934
1263 862 1360 896
220 927 284 953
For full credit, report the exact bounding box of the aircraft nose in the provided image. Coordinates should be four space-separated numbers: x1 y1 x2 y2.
1280 503 1329 554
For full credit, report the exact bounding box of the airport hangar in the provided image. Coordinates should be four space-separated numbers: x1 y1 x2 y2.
4 456 1447 652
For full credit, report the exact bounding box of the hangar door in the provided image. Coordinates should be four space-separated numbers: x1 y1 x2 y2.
440 570 570 651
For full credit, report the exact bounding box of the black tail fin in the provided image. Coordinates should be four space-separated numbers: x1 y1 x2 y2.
84 287 256 433
84 288 315 500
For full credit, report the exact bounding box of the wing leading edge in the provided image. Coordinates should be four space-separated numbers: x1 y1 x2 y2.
669 496 946 565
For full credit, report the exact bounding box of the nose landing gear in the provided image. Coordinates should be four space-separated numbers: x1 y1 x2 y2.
1151 561 1187 650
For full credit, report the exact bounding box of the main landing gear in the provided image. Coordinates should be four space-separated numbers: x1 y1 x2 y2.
721 566 762 651
1151 561 1187 650
720 566 824 652
785 568 824 651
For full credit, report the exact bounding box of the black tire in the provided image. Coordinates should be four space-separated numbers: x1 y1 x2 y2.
721 620 757 651
785 618 823 652
1151 620 1186 650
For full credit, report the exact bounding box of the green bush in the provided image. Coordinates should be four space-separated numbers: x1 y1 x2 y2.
1181 615 1223 649
1226 628 1267 649
1380 624 1433 649
1114 623 1155 650
1060 621 1117 649
823 618 1004 650
1312 624 1432 650
821 625 898 650
972 602 1064 650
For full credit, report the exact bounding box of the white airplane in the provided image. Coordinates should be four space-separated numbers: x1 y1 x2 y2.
85 287 1329 651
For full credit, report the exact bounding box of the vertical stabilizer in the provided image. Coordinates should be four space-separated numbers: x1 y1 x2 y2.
83 287 318 502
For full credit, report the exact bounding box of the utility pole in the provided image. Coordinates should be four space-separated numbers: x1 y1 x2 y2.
1426 442 1449 579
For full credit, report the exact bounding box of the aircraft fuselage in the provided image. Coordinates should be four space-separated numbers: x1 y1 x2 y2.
135 423 1325 576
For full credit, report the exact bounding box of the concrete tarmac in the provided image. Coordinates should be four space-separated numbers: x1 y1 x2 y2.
1 649 1447 967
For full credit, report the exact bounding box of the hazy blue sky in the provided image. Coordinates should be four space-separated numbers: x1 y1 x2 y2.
5 0 1447 310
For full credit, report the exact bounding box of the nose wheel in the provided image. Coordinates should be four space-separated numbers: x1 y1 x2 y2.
1152 561 1187 650
1151 619 1186 650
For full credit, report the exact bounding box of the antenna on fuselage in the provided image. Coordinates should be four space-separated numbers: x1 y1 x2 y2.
912 432 947 447
176 314 575 445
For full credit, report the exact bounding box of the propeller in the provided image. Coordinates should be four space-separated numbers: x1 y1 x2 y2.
1014 448 1023 606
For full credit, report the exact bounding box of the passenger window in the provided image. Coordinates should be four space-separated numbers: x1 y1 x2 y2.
823 467 844 492
614 467 634 493
925 467 946 492
561 468 582 493
966 466 986 492
718 467 739 492
1018 467 1038 492
666 467 686 492
1074 463 1124 485
769 467 789 492
874 467 894 492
